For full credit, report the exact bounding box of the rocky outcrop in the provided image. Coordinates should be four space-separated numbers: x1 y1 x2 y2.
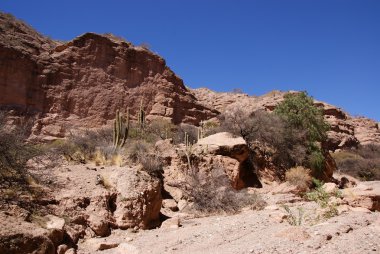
342 181 380 212
0 13 217 140
50 165 161 246
192 88 380 150
0 212 56 254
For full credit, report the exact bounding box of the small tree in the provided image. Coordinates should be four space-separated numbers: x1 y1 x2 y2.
274 92 329 174
274 92 329 144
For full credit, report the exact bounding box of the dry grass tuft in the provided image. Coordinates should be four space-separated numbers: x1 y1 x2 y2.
285 166 312 192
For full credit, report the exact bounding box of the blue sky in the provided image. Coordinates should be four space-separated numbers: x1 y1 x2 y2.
1 0 379 120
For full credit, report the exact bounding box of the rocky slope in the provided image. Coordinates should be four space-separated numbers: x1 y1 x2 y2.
1 12 378 148
192 88 380 151
0 12 217 140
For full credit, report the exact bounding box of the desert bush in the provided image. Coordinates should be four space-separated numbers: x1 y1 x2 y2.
305 178 341 208
202 120 220 137
285 166 312 192
126 140 151 162
180 165 265 215
139 154 163 178
173 124 198 145
220 109 308 169
146 119 175 140
333 145 380 180
231 88 244 94
52 128 113 163
0 112 40 183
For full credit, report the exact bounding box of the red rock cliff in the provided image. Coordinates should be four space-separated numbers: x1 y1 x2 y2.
0 13 217 139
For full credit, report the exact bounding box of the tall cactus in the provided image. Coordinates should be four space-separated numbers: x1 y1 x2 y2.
137 100 145 133
113 108 129 149
197 120 205 141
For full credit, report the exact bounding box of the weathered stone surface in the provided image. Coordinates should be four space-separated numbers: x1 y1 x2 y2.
160 217 181 229
0 13 217 141
162 199 178 211
323 183 338 194
192 88 380 150
342 181 380 211
0 213 55 254
111 169 162 230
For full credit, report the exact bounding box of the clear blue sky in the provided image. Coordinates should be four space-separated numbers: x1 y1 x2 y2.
1 0 379 121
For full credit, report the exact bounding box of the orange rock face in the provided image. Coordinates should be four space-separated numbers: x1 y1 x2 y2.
192 88 380 150
0 13 217 139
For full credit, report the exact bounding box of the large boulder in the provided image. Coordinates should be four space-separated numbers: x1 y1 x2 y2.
52 165 162 242
342 181 380 211
0 212 55 254
111 169 162 229
196 132 260 189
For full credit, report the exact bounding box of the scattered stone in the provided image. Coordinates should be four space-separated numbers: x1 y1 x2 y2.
323 183 338 194
57 244 69 254
177 200 188 211
98 242 120 251
161 217 181 229
162 199 178 211
113 243 140 254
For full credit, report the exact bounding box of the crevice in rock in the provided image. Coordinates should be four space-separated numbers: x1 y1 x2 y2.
238 159 262 188
107 193 117 214
159 212 170 224
77 197 90 209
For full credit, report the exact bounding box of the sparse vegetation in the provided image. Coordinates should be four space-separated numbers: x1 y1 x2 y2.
220 108 308 170
0 111 40 184
180 165 266 215
52 128 113 164
305 179 330 208
140 154 163 178
285 166 312 192
333 145 380 180
305 178 341 220
282 205 304 226
146 118 175 140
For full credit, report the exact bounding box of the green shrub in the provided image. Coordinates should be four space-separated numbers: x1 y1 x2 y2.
305 178 330 207
308 148 325 173
274 92 329 176
274 92 329 144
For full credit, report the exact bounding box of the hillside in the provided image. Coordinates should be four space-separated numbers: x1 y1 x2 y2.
0 12 379 254
192 88 380 151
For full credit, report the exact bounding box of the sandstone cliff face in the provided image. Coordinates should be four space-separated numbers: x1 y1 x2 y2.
0 13 217 139
192 88 380 150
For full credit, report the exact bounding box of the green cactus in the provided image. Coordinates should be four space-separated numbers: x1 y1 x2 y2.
113 108 130 149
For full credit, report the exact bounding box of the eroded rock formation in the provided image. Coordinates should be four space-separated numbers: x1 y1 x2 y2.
0 13 217 140
192 88 380 151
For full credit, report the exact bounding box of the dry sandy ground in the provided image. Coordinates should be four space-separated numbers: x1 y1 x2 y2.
23 164 380 254
77 193 380 254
